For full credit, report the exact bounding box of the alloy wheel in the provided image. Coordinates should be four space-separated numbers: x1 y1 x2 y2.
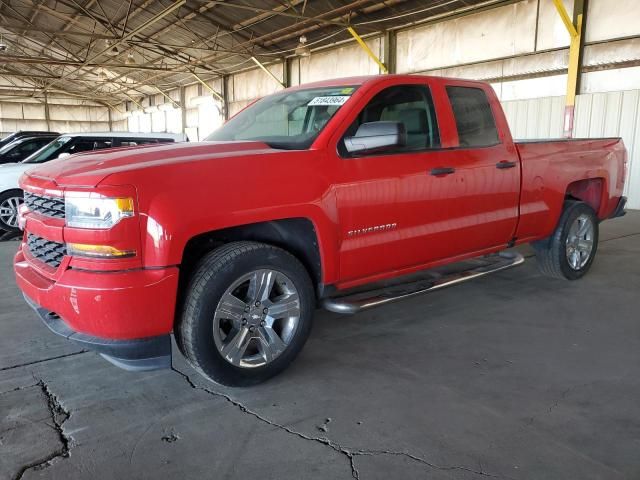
0 196 23 229
212 269 301 368
565 213 595 270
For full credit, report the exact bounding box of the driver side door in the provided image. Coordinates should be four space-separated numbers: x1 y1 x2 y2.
331 83 451 284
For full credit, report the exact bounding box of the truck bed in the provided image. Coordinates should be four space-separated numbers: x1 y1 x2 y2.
514 137 627 241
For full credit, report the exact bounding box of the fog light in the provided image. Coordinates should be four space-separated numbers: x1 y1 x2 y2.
18 203 28 230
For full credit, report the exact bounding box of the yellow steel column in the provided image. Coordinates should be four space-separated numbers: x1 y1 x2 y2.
347 26 388 74
552 0 585 138
565 13 583 132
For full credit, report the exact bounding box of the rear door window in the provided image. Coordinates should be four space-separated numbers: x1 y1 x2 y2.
92 139 113 150
116 138 165 147
446 86 499 147
64 139 97 155
64 138 113 154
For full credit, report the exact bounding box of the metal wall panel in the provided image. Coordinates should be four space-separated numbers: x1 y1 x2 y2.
586 0 640 42
294 37 382 85
502 90 640 209
396 0 538 73
501 95 565 139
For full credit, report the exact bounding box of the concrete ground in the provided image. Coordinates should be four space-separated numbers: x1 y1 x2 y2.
1 213 639 480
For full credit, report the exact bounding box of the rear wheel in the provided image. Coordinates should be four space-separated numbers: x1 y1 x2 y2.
177 241 314 387
533 200 599 280
0 190 23 233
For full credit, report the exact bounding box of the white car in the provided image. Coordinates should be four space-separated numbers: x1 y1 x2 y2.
0 132 187 233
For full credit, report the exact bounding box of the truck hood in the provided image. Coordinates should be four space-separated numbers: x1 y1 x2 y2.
24 141 275 187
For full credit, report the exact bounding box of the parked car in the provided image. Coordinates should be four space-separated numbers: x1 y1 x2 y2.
0 131 59 150
0 134 59 165
14 75 627 386
0 132 187 232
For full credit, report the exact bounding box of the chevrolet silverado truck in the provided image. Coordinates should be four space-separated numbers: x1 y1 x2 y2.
14 75 627 386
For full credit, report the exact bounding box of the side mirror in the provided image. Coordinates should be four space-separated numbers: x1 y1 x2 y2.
343 121 406 155
57 152 71 160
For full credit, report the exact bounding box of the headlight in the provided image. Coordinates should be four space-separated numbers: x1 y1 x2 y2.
65 193 134 229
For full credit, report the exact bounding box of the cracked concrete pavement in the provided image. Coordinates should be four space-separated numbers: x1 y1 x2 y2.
1 213 640 480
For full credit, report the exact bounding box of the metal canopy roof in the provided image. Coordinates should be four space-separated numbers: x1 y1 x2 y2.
0 0 501 106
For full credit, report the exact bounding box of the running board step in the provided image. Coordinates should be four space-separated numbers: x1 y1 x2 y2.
322 251 525 314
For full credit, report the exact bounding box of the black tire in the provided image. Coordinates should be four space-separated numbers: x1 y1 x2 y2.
533 200 599 280
0 189 24 233
176 241 315 387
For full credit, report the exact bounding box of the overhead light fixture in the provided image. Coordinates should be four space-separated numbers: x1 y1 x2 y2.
125 53 136 65
104 39 120 57
0 34 7 53
294 35 310 57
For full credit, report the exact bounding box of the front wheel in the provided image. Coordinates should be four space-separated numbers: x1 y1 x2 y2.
533 200 599 280
176 241 315 387
0 190 23 233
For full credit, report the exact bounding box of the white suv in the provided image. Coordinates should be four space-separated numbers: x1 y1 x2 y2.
0 132 187 233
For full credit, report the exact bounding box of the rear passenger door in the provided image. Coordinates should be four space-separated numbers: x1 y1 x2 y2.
436 84 520 253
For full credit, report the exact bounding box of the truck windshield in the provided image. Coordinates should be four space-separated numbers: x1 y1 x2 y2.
206 86 358 150
23 136 70 164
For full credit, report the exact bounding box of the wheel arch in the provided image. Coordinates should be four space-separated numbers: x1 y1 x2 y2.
177 217 323 307
0 187 24 198
565 177 607 218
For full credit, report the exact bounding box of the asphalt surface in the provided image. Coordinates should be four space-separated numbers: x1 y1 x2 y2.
1 213 639 480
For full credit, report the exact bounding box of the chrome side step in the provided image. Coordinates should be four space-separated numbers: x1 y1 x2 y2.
322 251 525 314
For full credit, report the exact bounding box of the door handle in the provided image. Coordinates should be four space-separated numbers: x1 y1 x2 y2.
496 160 517 169
430 167 455 176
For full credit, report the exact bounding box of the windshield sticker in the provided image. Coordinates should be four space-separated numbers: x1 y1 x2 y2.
340 87 355 94
308 95 350 106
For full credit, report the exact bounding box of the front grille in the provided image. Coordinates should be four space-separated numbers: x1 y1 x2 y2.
24 192 65 219
27 234 66 268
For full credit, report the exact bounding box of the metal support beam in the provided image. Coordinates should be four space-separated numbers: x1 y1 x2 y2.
125 93 144 110
383 30 397 74
191 72 224 102
40 0 187 95
44 92 51 131
552 0 586 137
222 75 230 120
347 27 387 74
283 58 291 88
154 86 180 108
180 86 187 134
250 57 286 88
551 0 578 37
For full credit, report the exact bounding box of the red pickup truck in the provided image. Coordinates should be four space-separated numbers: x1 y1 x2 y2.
14 75 627 386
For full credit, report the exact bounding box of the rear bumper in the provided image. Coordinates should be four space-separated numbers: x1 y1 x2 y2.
609 196 627 219
23 294 171 370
